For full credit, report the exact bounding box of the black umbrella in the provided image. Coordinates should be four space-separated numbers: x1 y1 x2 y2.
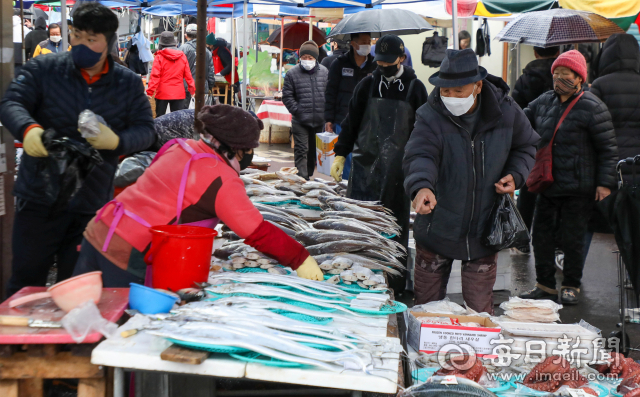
34 8 48 21
328 9 432 41
599 157 640 295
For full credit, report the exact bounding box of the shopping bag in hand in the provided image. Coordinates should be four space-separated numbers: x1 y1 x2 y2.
42 129 103 214
482 194 530 251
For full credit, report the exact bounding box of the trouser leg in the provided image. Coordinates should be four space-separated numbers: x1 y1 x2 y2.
55 213 93 283
461 253 498 314
7 200 66 298
532 195 560 292
582 230 594 267
559 197 594 289
517 183 537 232
73 239 144 288
155 100 169 117
307 126 321 179
170 99 186 112
413 244 454 305
184 92 192 109
291 122 310 179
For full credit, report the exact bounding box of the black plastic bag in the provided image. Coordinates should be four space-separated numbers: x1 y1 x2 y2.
483 194 530 251
114 151 155 188
42 129 103 214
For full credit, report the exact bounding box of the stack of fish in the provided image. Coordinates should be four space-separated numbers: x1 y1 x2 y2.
215 249 289 275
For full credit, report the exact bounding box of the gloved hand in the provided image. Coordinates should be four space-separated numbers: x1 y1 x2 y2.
296 256 324 281
85 123 119 150
330 156 346 182
23 127 48 157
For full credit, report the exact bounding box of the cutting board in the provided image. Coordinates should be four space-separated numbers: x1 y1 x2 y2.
0 287 129 344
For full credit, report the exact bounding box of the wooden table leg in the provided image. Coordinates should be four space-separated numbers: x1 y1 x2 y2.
78 378 106 397
0 380 18 397
18 378 43 397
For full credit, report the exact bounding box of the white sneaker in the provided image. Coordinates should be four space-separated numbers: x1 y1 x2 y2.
555 250 564 271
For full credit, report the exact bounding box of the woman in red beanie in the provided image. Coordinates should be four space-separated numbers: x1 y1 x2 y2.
72 105 323 287
519 50 618 305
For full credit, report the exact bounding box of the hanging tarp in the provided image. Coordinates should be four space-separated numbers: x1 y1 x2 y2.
474 1 511 17
481 0 556 14
558 0 640 31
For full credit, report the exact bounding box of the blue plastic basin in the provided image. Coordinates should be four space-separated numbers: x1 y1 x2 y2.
129 283 179 314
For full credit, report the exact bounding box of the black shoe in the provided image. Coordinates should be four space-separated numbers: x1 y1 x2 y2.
561 287 579 305
519 286 558 301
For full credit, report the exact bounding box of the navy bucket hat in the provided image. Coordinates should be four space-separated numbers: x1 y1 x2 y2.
429 48 488 88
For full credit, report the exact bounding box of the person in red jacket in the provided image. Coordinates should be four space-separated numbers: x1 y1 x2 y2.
147 32 195 117
73 105 324 287
206 34 238 105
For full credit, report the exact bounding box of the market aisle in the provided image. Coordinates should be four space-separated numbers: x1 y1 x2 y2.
256 142 332 181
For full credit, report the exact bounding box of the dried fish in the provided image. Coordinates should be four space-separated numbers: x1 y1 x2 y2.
304 189 337 198
319 261 334 271
260 263 275 269
233 262 245 269
245 261 260 268
245 253 261 260
313 253 403 276
326 275 340 284
275 183 306 196
327 269 342 275
304 240 386 256
232 257 247 264
250 195 295 204
300 197 322 208
268 267 288 275
276 171 307 184
257 259 274 265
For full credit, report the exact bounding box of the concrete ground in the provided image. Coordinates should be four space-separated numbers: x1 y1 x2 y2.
257 143 640 356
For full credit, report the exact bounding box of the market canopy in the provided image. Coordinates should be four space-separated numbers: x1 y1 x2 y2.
143 3 233 17
558 0 640 31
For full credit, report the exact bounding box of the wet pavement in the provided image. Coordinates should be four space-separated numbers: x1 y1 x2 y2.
258 143 640 356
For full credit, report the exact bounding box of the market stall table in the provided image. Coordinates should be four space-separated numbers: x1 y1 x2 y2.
92 306 404 396
211 76 230 105
0 287 129 397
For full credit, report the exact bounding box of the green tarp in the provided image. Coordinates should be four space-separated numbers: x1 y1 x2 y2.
482 0 557 14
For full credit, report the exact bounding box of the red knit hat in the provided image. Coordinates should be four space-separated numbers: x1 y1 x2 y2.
551 50 587 82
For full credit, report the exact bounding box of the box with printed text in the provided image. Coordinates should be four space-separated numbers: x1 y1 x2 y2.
315 132 339 176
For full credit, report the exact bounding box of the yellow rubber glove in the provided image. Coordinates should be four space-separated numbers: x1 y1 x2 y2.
85 123 119 150
23 127 48 157
296 256 324 281
330 156 346 182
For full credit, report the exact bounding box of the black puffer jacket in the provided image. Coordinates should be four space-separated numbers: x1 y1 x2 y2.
320 48 348 69
511 57 556 109
24 17 48 60
282 62 328 128
403 75 539 261
324 47 376 125
524 89 618 198
0 53 155 214
591 33 640 180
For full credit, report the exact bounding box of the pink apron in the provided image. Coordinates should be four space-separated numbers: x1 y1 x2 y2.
94 139 223 286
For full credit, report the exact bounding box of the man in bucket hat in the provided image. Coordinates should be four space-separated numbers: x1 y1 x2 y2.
403 49 539 313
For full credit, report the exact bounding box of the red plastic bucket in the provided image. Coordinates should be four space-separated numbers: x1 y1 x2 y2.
144 225 217 291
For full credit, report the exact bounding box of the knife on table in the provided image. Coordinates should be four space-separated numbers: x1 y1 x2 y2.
0 316 62 328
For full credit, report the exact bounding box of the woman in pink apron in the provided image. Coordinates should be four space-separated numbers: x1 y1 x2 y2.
73 105 323 287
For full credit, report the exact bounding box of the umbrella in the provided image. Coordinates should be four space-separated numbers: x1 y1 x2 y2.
267 22 326 50
34 7 48 20
496 8 625 47
328 8 432 40
479 0 555 14
599 157 640 296
559 0 640 31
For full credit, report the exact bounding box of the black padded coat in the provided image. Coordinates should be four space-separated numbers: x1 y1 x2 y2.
282 63 328 128
524 89 618 198
0 53 155 214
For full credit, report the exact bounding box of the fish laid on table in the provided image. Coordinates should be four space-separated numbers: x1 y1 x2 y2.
253 203 303 218
399 376 498 397
300 197 322 208
213 241 250 259
261 212 309 231
275 183 306 196
313 253 404 275
301 182 337 194
208 273 355 298
318 196 392 214
276 171 307 184
324 201 397 222
304 189 337 198
250 195 295 204
246 186 296 197
295 230 396 253
310 220 406 255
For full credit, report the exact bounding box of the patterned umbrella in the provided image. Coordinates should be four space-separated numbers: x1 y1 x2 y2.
496 8 625 47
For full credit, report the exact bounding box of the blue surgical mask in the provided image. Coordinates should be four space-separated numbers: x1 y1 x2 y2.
71 44 103 69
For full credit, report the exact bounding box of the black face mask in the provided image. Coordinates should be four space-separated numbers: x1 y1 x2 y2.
378 63 399 78
239 151 253 170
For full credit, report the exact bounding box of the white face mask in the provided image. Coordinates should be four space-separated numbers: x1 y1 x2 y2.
355 44 371 56
441 85 478 116
50 35 62 43
301 60 316 71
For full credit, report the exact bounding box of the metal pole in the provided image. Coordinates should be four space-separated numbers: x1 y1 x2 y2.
114 368 125 397
231 9 236 105
255 20 259 63
452 0 459 50
181 17 185 46
194 0 207 134
309 17 313 40
242 0 248 110
20 0 25 62
278 18 284 91
61 0 68 51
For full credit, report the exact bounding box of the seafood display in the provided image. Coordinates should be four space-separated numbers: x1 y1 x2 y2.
433 356 486 383
399 376 498 397
521 356 587 392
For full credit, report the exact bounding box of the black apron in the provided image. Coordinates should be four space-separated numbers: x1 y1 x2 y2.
347 78 417 294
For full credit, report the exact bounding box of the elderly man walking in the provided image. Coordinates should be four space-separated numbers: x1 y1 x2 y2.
403 49 539 313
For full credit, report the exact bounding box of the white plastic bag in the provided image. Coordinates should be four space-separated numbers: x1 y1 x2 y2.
189 97 196 110
499 297 563 323
61 301 118 343
78 109 106 139
411 297 468 315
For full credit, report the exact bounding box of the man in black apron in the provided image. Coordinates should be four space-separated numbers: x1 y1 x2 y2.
330 35 429 294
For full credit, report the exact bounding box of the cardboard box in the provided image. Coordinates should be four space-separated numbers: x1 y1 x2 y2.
316 132 338 176
407 311 501 356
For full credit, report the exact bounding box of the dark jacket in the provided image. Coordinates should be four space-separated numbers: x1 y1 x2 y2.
524 89 618 198
24 17 48 60
591 33 640 180
282 62 329 128
212 38 233 77
334 66 429 157
511 57 556 109
324 47 376 125
403 75 539 260
0 53 155 214
320 48 348 69
179 39 215 93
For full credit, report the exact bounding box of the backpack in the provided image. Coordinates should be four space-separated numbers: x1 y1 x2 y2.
422 32 449 67
476 18 491 57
